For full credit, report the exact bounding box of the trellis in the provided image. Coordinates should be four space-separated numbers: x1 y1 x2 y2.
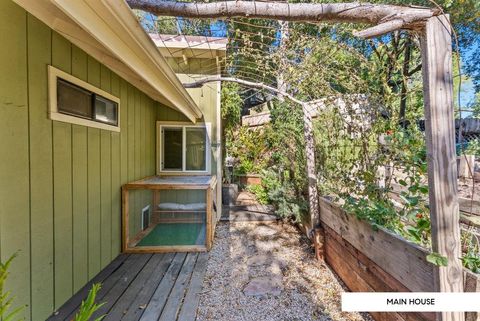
129 2 463 320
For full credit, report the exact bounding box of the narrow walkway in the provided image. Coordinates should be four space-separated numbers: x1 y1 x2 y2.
221 191 278 222
47 252 208 321
197 221 371 321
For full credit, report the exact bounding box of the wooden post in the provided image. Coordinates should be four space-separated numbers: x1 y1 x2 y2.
121 187 129 252
421 15 464 321
206 186 212 250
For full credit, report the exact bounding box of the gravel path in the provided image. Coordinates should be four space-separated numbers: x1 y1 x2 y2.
196 221 371 321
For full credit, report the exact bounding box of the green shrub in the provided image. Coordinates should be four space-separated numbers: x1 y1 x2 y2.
1 253 25 321
74 283 105 321
245 184 269 205
465 139 480 157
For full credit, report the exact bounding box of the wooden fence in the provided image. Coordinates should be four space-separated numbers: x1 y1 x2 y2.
317 197 480 321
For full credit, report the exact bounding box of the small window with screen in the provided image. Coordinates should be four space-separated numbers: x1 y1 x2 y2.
94 95 118 126
49 65 120 132
57 79 93 119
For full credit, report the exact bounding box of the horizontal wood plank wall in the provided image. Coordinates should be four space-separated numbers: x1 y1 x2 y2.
324 226 435 321
0 5 157 320
319 198 435 293
320 198 480 321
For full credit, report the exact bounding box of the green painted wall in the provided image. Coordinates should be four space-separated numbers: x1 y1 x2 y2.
158 72 220 174
155 62 221 207
0 3 158 320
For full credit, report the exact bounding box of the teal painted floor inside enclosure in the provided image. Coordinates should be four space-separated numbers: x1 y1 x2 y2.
137 223 206 246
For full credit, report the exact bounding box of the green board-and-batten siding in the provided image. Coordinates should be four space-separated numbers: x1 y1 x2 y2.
0 3 171 320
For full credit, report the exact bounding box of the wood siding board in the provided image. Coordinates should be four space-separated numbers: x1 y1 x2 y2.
71 125 89 291
52 121 74 308
127 84 135 182
52 30 74 309
87 127 101 278
27 14 55 321
0 3 30 320
99 62 112 268
71 45 89 293
87 56 101 278
134 90 141 234
111 73 121 258
100 130 112 268
120 79 129 184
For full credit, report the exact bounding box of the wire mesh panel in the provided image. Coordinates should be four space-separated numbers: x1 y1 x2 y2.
122 175 217 253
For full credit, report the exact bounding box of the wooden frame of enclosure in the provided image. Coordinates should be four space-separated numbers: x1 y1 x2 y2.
121 175 217 253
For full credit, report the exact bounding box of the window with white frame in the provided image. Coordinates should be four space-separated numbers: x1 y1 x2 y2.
158 122 211 174
48 65 120 132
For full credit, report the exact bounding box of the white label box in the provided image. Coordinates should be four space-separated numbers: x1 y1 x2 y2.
342 292 480 312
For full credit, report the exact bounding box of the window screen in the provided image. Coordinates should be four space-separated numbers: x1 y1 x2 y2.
57 79 92 119
162 128 183 170
94 95 118 126
186 128 207 171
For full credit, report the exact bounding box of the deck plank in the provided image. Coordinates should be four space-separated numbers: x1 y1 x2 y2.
90 254 152 319
120 253 176 321
139 253 187 321
103 254 164 321
177 252 209 321
48 251 209 321
63 254 150 321
47 254 129 321
159 253 199 321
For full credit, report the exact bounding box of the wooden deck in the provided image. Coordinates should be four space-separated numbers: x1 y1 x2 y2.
47 252 208 321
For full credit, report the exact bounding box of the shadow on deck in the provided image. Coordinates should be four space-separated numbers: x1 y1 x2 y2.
47 252 208 321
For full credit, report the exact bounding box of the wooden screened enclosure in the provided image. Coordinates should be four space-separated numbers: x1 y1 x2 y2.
122 175 218 253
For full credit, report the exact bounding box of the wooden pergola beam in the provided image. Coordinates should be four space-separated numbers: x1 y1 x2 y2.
421 15 464 321
127 0 441 38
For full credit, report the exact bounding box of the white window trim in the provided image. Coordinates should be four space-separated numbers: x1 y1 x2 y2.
48 65 121 132
157 121 212 175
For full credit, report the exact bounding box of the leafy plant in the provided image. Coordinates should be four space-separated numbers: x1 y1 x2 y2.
461 231 480 273
426 252 449 267
464 138 480 157
0 253 25 321
245 184 269 205
74 283 105 321
221 82 243 131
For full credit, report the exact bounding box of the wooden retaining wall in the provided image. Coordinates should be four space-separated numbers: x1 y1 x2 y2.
318 198 480 321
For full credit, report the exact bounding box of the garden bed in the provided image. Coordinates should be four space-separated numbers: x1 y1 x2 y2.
317 197 480 321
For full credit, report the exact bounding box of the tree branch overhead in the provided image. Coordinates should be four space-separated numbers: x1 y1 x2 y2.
127 0 441 38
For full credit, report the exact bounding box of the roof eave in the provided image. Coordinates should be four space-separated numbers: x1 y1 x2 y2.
13 0 202 122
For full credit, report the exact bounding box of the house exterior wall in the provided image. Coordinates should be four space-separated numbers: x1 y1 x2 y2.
156 60 222 211
0 2 164 320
